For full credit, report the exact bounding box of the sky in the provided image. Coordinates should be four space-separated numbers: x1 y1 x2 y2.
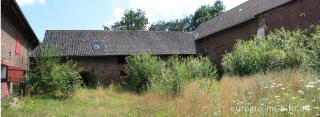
16 0 247 42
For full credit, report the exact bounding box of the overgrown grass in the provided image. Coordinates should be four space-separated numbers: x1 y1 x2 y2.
3 69 319 117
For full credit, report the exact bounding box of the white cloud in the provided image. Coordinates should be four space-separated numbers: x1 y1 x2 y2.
38 0 45 4
105 0 247 27
104 8 125 27
224 0 248 10
16 0 46 6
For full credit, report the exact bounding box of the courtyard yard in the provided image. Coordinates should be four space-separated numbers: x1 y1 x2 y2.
2 69 320 117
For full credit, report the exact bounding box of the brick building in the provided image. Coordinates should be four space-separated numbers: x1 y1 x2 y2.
195 0 320 62
1 0 39 98
33 0 320 86
36 30 196 86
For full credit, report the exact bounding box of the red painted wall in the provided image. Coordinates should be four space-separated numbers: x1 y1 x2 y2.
1 83 8 98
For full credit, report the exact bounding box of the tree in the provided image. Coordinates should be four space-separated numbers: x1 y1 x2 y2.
111 9 148 30
149 0 225 32
190 0 225 31
103 25 110 30
149 15 192 32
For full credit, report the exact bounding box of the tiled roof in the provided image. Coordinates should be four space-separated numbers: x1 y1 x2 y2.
33 30 196 56
195 0 293 40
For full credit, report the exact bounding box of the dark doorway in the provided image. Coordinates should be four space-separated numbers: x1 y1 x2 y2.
80 72 90 87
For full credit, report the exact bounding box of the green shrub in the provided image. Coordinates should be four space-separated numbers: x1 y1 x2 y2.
125 53 166 93
222 26 320 75
25 44 82 98
124 53 218 95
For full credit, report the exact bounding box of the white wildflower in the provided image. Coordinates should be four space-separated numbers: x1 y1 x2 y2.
280 107 288 112
298 90 304 94
264 87 269 89
270 85 276 88
318 88 320 91
306 85 315 88
274 96 280 98
278 84 283 86
291 97 296 100
317 80 320 83
308 82 316 85
301 105 311 111
281 88 285 90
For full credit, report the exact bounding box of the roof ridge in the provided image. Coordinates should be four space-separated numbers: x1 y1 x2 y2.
45 29 189 33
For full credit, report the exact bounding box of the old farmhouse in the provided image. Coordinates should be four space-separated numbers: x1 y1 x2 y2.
33 0 319 86
1 0 39 98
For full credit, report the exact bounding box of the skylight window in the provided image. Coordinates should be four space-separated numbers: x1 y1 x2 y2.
92 44 100 49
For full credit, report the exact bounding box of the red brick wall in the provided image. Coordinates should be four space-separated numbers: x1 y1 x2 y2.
68 55 183 86
69 56 127 86
196 19 258 62
1 12 30 71
262 0 320 33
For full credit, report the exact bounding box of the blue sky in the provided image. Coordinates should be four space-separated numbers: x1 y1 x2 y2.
17 0 247 41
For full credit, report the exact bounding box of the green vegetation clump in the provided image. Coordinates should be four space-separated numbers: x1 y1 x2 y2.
124 53 166 93
124 53 218 95
25 45 82 98
222 26 320 75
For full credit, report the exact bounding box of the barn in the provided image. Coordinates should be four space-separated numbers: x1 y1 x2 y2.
1 0 39 98
195 0 320 62
36 30 196 86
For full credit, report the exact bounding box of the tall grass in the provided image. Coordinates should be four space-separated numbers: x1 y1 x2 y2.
3 69 319 117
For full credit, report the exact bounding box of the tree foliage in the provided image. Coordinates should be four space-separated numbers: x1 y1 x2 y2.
190 0 225 31
105 1 225 32
110 9 148 30
149 15 193 32
149 0 225 32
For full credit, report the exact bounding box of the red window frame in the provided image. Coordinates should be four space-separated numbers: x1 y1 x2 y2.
15 35 20 55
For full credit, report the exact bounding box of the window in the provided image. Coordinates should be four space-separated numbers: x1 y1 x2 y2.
118 56 125 64
1 65 7 83
257 27 265 37
120 70 128 78
15 35 20 55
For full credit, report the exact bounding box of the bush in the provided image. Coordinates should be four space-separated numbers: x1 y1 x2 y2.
222 26 320 75
124 53 218 95
124 53 166 93
25 44 82 97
